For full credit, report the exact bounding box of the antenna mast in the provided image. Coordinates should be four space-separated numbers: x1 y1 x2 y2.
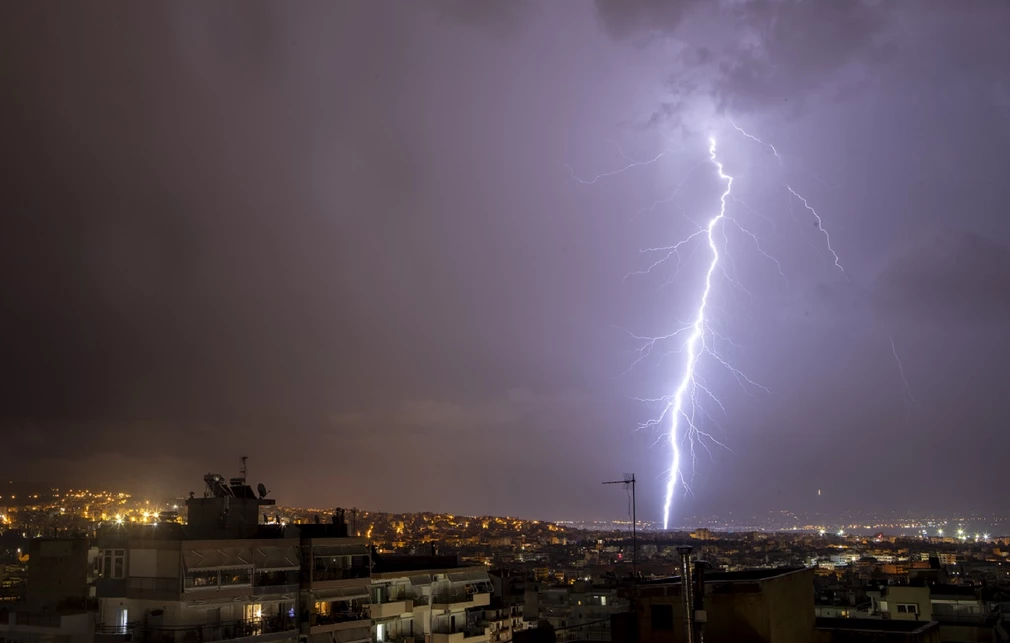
603 473 637 581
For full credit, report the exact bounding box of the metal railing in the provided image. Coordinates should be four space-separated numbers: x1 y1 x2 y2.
932 611 997 625
129 577 180 593
373 586 409 603
553 619 611 643
98 616 297 643
463 627 489 639
255 571 299 587
314 610 369 626
432 623 488 637
432 589 488 605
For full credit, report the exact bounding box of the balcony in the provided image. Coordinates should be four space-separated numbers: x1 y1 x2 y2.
126 576 181 600
432 591 491 610
370 600 410 619
312 567 370 582
431 627 491 643
97 616 297 643
311 609 369 631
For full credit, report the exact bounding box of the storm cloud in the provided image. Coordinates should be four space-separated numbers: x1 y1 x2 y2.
1 1 1008 522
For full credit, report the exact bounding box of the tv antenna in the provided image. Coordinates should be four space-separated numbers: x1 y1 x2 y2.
603 473 636 581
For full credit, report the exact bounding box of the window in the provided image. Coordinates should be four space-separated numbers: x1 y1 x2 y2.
185 570 219 589
651 605 674 631
897 604 917 614
244 604 263 621
221 568 252 587
100 550 126 579
376 623 386 642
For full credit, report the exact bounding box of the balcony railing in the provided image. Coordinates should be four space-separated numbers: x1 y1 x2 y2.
932 612 997 626
314 610 369 626
98 616 297 643
432 624 488 638
553 619 611 643
255 571 299 587
128 577 181 593
374 587 408 603
432 589 488 605
313 567 370 582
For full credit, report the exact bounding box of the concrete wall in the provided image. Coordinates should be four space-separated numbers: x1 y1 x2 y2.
128 549 180 579
766 568 815 643
26 538 91 610
635 568 815 643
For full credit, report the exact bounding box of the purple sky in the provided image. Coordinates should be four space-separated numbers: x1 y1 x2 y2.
2 2 1009 524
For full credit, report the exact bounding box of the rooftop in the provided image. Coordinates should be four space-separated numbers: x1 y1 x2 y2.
816 617 938 635
371 555 461 575
639 565 808 586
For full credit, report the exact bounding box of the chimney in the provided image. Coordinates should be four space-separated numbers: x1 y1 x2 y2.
693 560 710 643
677 546 695 643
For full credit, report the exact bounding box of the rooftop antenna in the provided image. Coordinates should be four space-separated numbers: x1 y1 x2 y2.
239 456 248 482
603 473 636 581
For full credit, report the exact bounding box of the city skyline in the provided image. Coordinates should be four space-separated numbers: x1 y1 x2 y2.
2 2 1010 522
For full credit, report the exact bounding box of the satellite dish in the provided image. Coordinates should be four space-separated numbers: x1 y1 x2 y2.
257 483 268 499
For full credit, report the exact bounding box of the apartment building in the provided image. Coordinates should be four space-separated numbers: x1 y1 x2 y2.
369 555 492 643
90 470 493 643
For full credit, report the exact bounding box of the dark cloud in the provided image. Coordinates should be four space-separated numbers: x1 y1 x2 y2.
437 0 535 36
596 0 895 118
593 0 698 39
1 2 1009 522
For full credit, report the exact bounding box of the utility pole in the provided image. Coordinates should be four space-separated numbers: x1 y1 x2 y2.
602 474 636 581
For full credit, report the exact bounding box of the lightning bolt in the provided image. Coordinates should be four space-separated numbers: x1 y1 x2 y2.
786 186 845 273
729 119 781 163
563 150 668 185
889 335 917 408
566 124 849 531
657 137 732 529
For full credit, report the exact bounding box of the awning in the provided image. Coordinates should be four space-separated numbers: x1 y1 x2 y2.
447 570 489 583
313 544 369 557
312 584 370 601
184 547 253 571
256 546 300 571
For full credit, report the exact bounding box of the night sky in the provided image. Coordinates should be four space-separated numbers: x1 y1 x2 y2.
2 2 1009 524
